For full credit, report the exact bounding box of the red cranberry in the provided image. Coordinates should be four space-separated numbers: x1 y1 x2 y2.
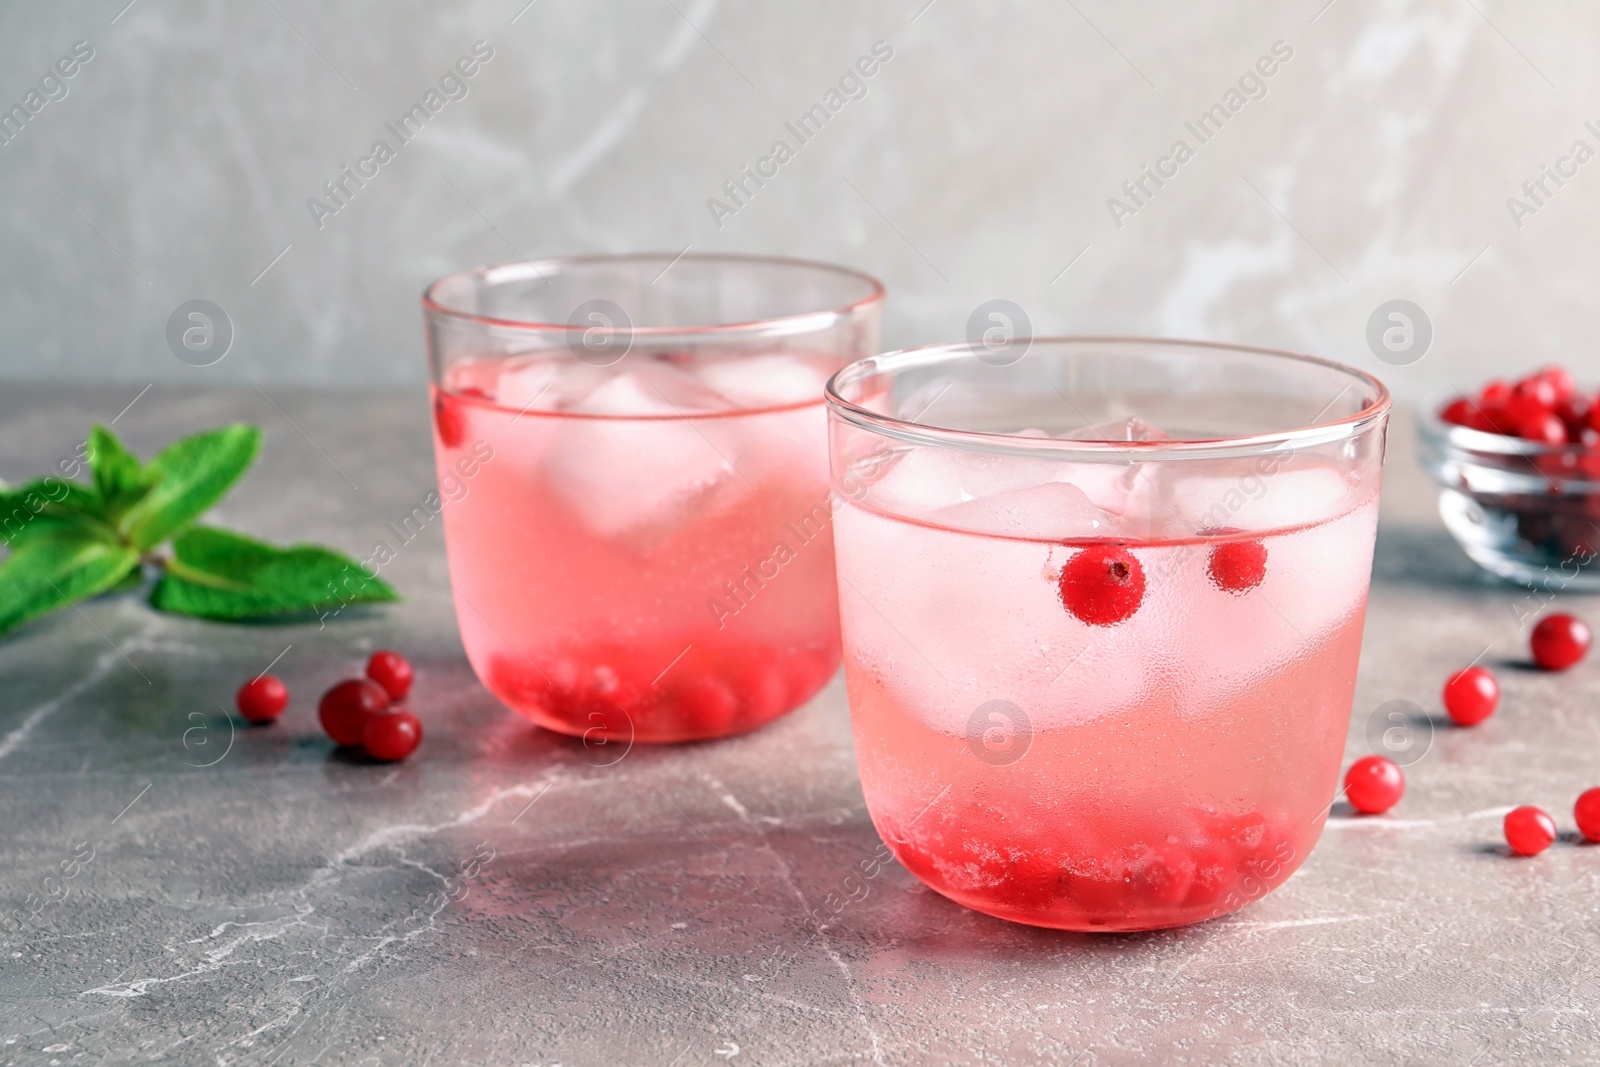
1537 365 1576 401
1504 805 1556 856
1058 545 1146 625
736 660 790 723
366 650 414 700
672 672 740 735
1538 448 1581 479
1344 755 1404 815
1442 665 1498 726
236 675 289 724
1518 411 1568 445
1512 375 1559 411
1558 395 1590 434
1478 402 1512 435
434 393 466 449
1530 613 1591 671
1208 539 1268 593
318 679 391 746
1480 379 1512 405
1439 398 1470 425
1574 788 1600 843
1130 846 1196 907
1441 398 1493 431
363 710 422 761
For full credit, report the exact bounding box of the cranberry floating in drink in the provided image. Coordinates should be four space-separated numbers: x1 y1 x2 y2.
423 255 883 743
826 338 1389 931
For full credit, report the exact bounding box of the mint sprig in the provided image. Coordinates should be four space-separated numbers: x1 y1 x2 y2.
0 423 397 636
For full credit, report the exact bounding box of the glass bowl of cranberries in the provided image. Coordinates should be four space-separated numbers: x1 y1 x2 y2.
1420 365 1600 588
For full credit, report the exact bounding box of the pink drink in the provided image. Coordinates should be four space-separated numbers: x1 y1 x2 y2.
424 255 883 743
838 494 1377 930
434 355 842 742
827 339 1390 930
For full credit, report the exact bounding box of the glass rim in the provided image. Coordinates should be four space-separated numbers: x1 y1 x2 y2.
420 251 886 339
824 336 1392 462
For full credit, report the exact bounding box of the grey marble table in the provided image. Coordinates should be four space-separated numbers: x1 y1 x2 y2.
1 387 1596 1066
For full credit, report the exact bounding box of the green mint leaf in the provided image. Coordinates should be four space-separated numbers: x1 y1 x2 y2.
0 478 109 547
0 527 140 636
150 525 398 621
87 424 156 514
121 424 260 550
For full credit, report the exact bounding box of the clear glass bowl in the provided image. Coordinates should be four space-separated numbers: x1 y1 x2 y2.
1418 405 1600 589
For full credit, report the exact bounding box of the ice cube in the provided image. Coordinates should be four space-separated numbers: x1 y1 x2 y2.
730 401 831 487
442 356 502 396
867 448 1070 517
1056 461 1152 521
566 362 735 416
927 481 1116 541
493 356 566 413
868 445 1150 534
695 353 835 408
541 369 742 546
1171 465 1352 534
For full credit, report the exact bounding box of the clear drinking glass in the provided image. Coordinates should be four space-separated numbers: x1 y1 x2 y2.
825 338 1389 931
424 253 883 743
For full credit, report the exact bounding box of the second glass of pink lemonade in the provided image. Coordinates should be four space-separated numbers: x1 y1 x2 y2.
424 254 883 744
826 338 1389 930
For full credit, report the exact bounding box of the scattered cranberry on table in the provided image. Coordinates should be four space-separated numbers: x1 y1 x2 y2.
1574 788 1600 843
1442 665 1499 727
1344 755 1404 815
364 710 423 762
315 652 425 761
318 678 392 747
1504 805 1557 856
366 650 415 701
1529 612 1591 671
236 674 289 724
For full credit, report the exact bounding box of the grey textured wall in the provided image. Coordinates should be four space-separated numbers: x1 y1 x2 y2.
1 0 1596 399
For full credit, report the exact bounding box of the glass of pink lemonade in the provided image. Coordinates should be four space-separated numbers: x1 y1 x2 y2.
826 338 1390 931
424 254 883 744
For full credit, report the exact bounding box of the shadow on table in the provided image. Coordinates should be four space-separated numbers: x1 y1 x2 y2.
1370 524 1497 591
462 803 1237 989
